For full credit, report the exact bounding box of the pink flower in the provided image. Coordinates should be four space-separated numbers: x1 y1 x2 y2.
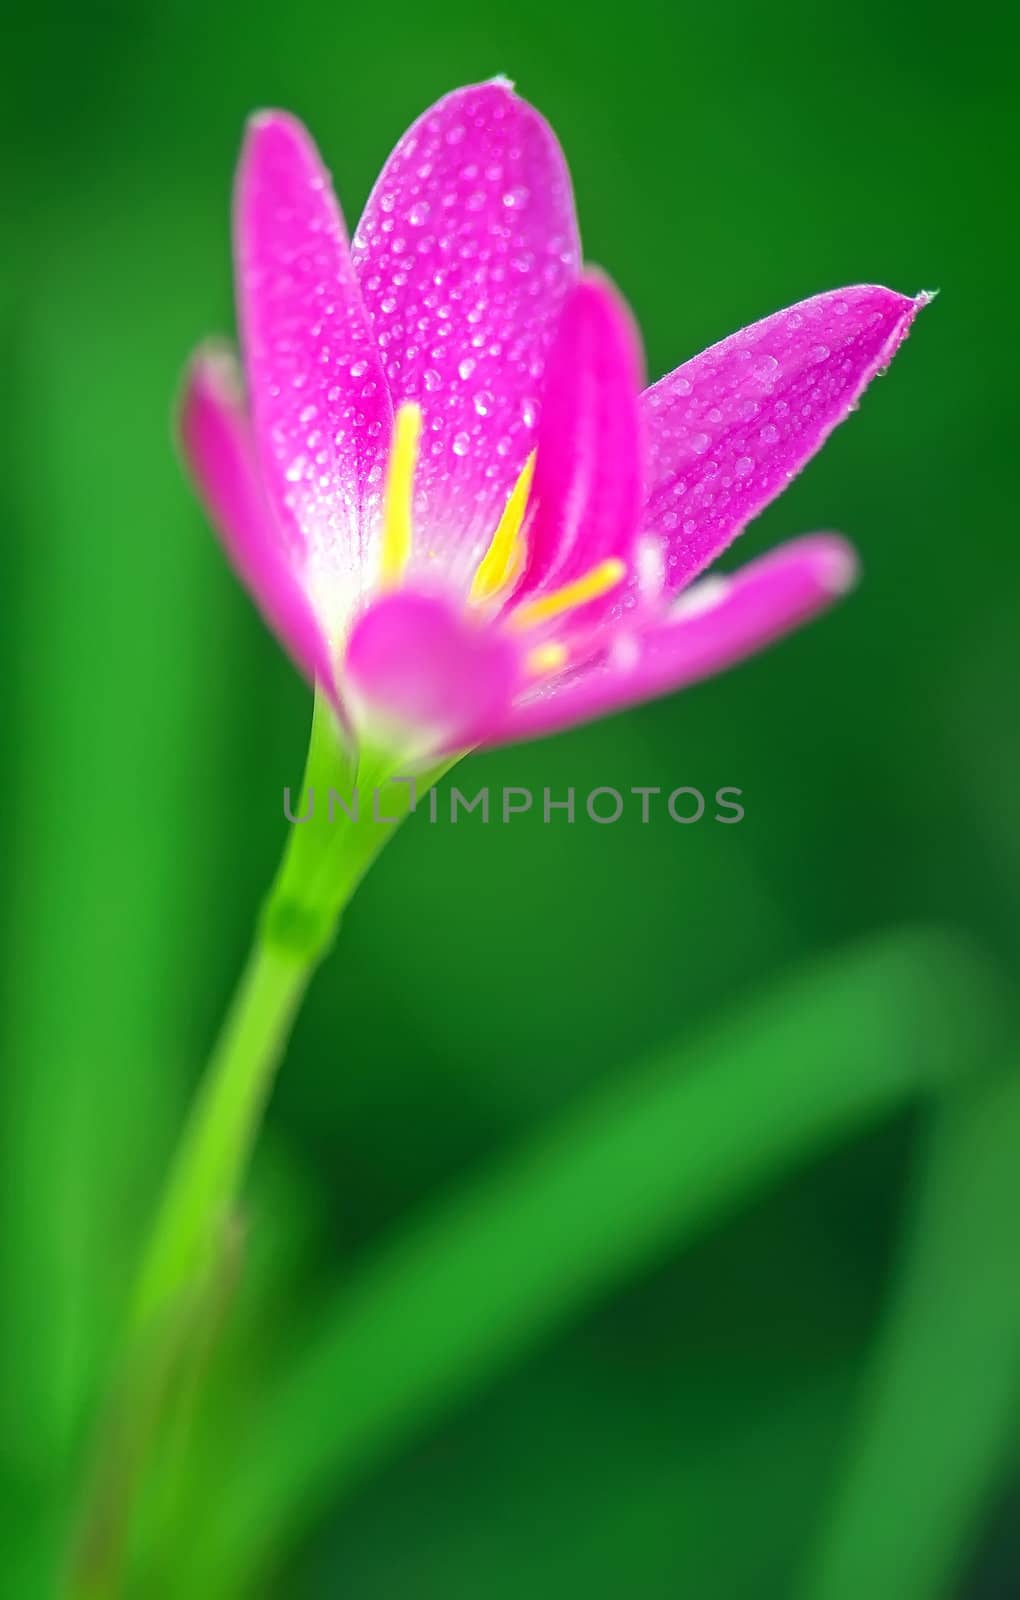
181 79 925 759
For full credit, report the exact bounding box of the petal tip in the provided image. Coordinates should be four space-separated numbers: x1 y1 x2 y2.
876 284 929 363
185 338 241 394
243 107 296 145
245 106 302 134
178 342 244 458
888 283 930 320
811 536 860 596
239 108 318 177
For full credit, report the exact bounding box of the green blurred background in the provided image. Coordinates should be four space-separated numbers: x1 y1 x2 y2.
2 2 1019 1595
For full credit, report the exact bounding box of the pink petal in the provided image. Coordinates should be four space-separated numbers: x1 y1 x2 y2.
234 111 392 608
642 286 926 591
487 534 858 746
351 80 580 587
179 345 336 691
514 272 644 600
344 589 522 754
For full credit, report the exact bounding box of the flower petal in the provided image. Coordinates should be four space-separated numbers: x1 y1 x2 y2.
488 534 858 746
642 286 925 591
514 272 644 599
344 589 521 756
351 80 580 586
179 345 336 691
234 110 392 621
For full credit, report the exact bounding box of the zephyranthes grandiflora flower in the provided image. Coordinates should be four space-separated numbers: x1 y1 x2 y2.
182 79 925 764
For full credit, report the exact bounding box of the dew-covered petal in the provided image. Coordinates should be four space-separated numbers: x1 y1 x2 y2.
235 111 392 621
351 80 580 587
488 534 858 746
180 345 337 692
642 287 925 592
344 589 522 756
514 273 644 601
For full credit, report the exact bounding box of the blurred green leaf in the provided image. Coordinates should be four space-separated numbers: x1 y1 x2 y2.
0 148 259 1585
291 1169 885 1600
303 1360 855 1600
182 925 1005 1591
800 1064 1020 1600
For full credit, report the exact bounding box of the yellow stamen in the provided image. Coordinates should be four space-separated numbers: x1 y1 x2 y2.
379 401 422 586
469 452 536 605
526 641 568 675
510 558 626 630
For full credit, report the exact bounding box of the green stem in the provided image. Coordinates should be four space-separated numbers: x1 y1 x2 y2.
129 938 313 1332
131 691 371 1337
67 692 456 1597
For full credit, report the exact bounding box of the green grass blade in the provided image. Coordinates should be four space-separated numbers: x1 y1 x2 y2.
184 925 1006 1592
800 1064 1020 1600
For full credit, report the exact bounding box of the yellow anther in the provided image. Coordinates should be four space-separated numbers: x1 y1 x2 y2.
469 452 536 605
510 558 626 630
526 641 568 675
379 402 422 586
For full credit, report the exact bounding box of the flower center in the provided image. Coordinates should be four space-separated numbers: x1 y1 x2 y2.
378 400 626 648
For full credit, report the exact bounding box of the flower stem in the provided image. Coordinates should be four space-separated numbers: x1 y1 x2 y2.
131 690 364 1339
130 937 313 1332
68 692 454 1596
